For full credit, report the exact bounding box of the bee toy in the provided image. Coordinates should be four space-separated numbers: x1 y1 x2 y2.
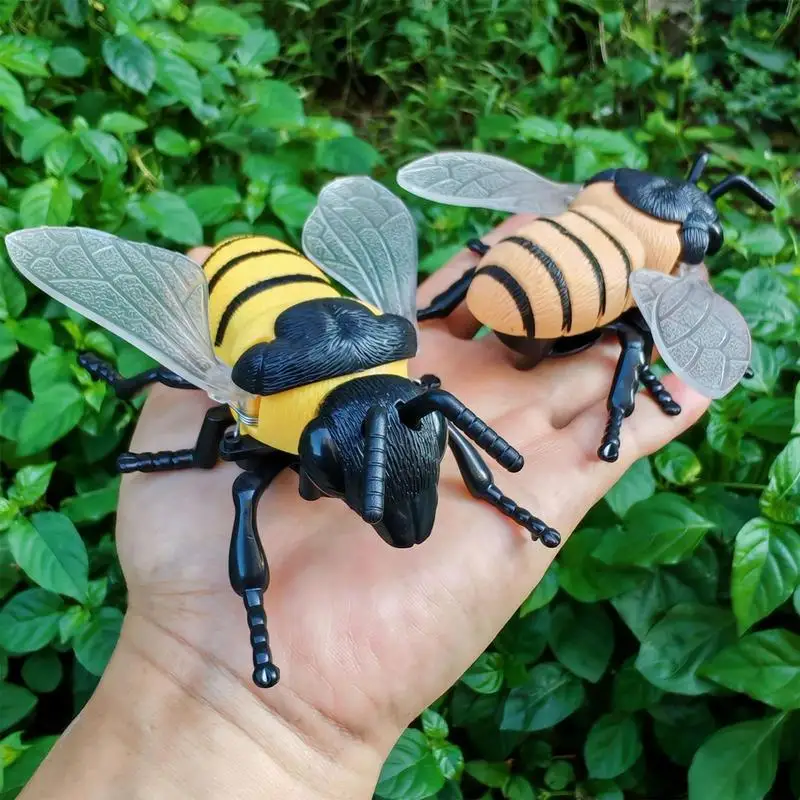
4 177 558 690
397 151 776 462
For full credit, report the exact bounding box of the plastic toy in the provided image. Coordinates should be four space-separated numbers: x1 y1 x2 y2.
4 176 559 690
397 151 776 462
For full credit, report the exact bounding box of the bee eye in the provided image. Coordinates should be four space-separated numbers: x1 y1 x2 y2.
707 222 724 256
299 421 344 496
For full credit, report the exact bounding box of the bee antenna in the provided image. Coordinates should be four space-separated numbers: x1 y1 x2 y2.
686 152 711 184
361 406 388 524
397 389 524 472
707 175 777 211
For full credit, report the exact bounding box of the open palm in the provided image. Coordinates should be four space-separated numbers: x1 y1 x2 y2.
114 214 709 758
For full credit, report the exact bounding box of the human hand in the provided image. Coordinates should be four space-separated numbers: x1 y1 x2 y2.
21 215 710 800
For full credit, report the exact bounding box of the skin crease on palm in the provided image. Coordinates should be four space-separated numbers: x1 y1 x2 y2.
108 213 709 772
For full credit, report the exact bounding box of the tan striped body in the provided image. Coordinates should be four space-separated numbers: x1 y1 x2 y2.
203 236 408 453
466 181 682 338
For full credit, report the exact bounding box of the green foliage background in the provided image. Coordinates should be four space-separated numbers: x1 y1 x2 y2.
0 0 798 797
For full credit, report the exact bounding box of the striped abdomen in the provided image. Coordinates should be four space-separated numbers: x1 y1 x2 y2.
466 206 646 339
203 235 341 365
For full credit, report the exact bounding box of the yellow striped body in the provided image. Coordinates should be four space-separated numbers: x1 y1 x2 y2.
203 236 408 453
467 181 682 339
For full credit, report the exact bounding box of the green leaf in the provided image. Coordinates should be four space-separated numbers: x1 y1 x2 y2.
0 65 24 113
558 527 646 603
0 589 63 653
549 602 613 683
731 517 800 633
376 729 445 800
137 191 202 246
155 51 203 108
612 568 703 640
21 118 66 163
725 38 794 73
44 134 87 177
604 458 655 518
73 607 123 675
461 652 504 695
59 0 87 26
584 713 642 779
635 603 736 695
612 661 664 712
0 38 48 77
517 115 573 144
0 0 20 23
248 80 304 129
654 442 702 485
79 129 126 169
189 5 250 36
501 662 585 732
0 325 17 362
0 683 37 733
9 512 89 602
16 383 84 456
234 28 279 66
18 179 72 227
761 439 800 524
573 127 637 155
544 761 574 790
49 46 86 77
421 708 448 740
10 462 55 506
60 480 120 525
432 743 463 781
270 184 315 229
688 714 785 800
7 318 53 352
99 111 147 134
1 735 58 796
184 186 241 226
520 562 559 614
102 34 155 94
741 398 793 444
464 760 509 788
22 649 62 693
595 494 713 566
0 391 31 441
701 630 800 710
153 127 192 156
504 775 536 800
316 137 380 175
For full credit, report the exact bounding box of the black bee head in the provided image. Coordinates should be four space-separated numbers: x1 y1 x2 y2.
297 375 447 548
586 152 775 265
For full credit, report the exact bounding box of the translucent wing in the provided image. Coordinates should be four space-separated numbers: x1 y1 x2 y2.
644 273 752 399
628 268 679 328
396 151 581 214
4 227 251 406
302 177 418 329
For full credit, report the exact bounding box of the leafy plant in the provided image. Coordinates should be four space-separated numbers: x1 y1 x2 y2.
0 0 798 798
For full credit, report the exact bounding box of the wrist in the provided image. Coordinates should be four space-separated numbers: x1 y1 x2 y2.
23 613 383 800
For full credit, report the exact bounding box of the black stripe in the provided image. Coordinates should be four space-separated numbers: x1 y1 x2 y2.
570 210 632 300
208 249 305 293
205 235 252 267
501 236 571 332
539 219 607 317
479 265 535 338
214 274 331 346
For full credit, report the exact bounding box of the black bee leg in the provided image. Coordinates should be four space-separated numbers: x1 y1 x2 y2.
79 352 197 399
640 366 681 416
230 456 291 688
447 424 560 547
467 238 490 256
117 405 233 473
597 320 648 463
417 267 477 322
